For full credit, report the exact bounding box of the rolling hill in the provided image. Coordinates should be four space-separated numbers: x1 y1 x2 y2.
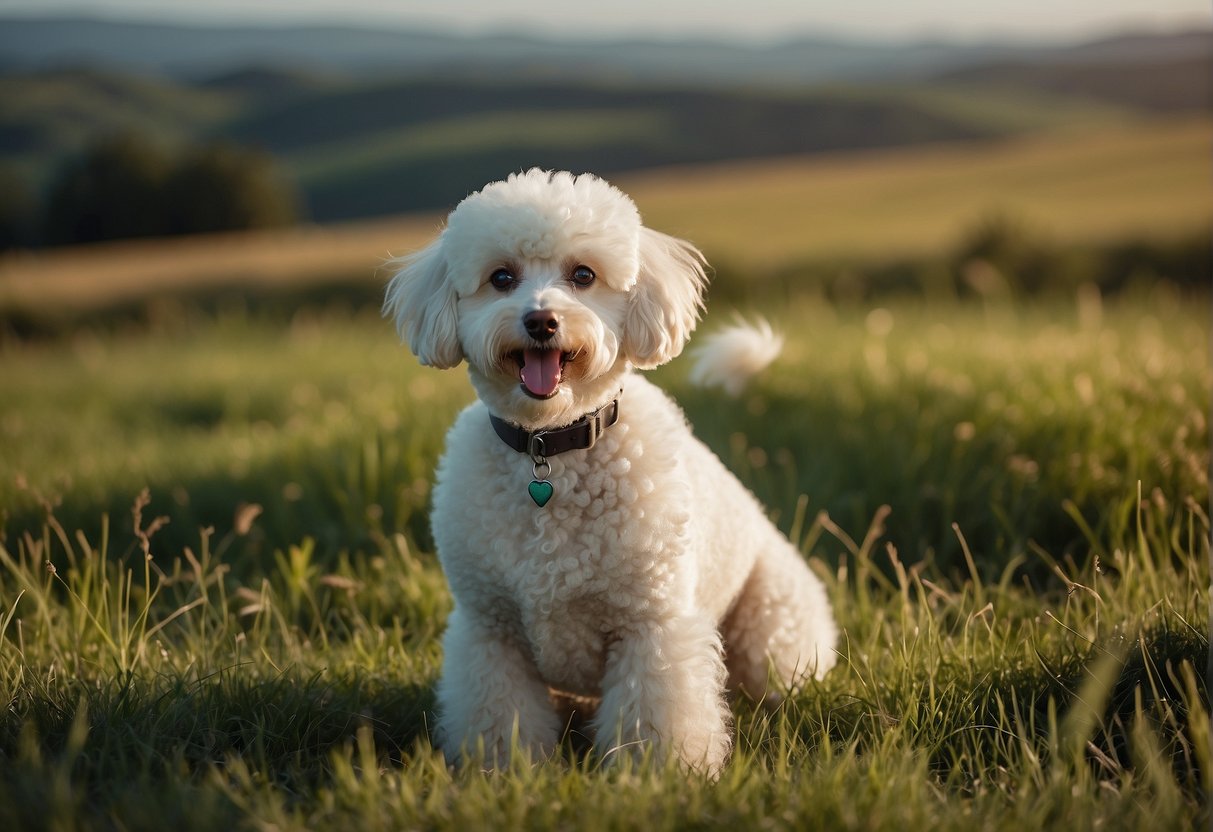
2 15 1208 85
937 53 1210 113
0 16 1049 81
0 67 1138 222
2 115 1206 326
0 16 1206 226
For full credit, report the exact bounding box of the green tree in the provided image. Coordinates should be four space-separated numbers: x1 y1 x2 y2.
42 133 171 245
0 165 39 250
41 136 301 246
162 143 298 235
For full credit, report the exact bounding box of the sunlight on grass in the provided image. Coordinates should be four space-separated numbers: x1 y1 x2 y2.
0 288 1208 829
626 118 1211 266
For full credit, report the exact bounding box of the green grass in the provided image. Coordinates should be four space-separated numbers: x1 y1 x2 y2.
0 290 1208 829
290 109 673 185
0 68 241 187
816 81 1136 135
282 84 1131 211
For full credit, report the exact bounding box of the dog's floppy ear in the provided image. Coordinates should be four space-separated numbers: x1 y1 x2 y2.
383 237 463 369
623 227 709 370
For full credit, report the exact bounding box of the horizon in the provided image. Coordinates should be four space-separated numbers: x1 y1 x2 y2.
0 0 1208 45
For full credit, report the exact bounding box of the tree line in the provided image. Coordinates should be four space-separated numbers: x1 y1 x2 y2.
1 134 299 250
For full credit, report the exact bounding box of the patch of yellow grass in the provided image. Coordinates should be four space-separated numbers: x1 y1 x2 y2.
622 117 1211 267
0 215 441 315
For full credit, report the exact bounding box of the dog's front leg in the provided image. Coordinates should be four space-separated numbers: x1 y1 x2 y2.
435 606 562 767
593 613 732 775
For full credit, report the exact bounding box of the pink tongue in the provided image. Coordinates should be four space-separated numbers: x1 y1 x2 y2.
521 349 562 397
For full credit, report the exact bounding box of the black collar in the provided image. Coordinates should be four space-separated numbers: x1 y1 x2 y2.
489 396 620 459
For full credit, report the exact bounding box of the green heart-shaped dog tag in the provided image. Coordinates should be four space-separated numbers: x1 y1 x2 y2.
528 480 554 508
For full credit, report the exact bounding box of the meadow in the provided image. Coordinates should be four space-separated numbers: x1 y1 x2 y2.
0 118 1209 829
1 117 1208 322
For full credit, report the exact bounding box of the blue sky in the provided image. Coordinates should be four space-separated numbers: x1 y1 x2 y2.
1 0 1207 42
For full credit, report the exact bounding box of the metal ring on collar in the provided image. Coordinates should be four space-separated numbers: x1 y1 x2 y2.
528 433 548 465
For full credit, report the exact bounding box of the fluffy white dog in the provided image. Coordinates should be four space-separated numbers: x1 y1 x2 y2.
385 169 837 773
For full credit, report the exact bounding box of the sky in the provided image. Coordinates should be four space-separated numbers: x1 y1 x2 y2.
0 0 1208 42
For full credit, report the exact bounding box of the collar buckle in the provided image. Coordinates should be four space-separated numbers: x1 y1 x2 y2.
584 411 602 448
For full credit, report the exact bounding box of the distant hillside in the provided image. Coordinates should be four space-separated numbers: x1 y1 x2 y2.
936 31 1212 113
1 17 1206 228
0 15 1140 82
229 79 1030 220
2 118 1208 327
0 68 237 157
2 16 1209 84
1034 30 1211 64
2 66 1139 223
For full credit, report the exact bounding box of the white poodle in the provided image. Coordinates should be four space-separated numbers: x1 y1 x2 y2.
385 169 837 774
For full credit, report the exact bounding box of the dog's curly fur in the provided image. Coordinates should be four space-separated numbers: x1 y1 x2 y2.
385 169 837 773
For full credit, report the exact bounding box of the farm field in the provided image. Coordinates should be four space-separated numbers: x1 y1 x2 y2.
0 113 1209 829
626 116 1211 267
1 116 1208 320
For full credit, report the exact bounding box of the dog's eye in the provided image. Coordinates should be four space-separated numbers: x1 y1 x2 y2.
489 268 516 291
570 265 596 287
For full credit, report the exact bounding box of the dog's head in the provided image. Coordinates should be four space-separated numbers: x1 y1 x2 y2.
385 169 707 427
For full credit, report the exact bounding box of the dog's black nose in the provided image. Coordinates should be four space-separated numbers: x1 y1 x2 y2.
524 310 559 341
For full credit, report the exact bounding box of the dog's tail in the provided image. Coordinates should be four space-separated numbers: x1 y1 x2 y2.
688 315 784 397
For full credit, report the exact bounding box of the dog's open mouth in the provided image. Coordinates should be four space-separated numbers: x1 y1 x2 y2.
512 348 574 399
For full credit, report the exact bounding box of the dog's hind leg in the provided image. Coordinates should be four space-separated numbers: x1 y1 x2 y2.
435 606 563 767
721 541 838 702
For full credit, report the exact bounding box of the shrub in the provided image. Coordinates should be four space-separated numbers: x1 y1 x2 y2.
162 143 298 235
0 165 39 250
42 133 171 245
41 134 299 246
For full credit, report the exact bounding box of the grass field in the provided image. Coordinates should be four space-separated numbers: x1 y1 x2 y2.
1 111 1210 828
0 289 1208 829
